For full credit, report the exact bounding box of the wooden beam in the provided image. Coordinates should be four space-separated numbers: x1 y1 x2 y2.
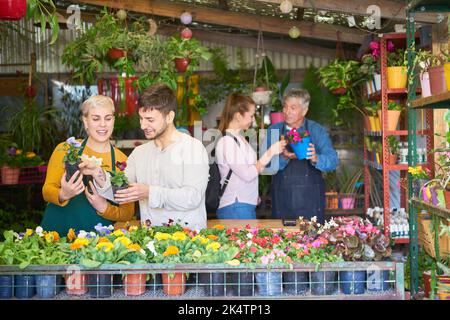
257 0 439 24
75 0 365 44
157 25 338 59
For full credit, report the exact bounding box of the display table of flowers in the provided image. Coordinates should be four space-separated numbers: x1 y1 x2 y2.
0 217 405 300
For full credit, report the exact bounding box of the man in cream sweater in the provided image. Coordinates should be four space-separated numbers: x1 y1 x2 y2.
80 84 209 230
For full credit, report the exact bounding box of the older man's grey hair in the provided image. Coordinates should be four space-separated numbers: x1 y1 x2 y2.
283 89 311 109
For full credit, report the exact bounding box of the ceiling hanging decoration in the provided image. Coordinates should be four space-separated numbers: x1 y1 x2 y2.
180 11 193 25
0 0 27 20
289 26 300 39
279 0 293 14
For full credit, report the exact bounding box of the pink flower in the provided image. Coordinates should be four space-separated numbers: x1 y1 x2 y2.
311 240 321 249
250 246 258 253
369 41 380 50
387 41 395 52
261 255 269 264
345 225 356 236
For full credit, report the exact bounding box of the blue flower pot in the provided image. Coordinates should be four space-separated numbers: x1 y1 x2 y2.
35 274 61 299
340 271 366 295
199 273 225 297
14 275 35 299
290 137 310 160
310 271 337 296
367 270 391 292
0 275 13 299
283 272 309 294
255 272 282 296
88 274 113 298
227 272 254 296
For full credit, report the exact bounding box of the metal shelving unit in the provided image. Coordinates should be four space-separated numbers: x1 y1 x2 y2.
406 0 450 298
363 32 435 246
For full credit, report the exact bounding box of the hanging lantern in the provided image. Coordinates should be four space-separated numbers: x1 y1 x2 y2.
0 0 27 20
289 26 300 39
181 27 192 40
147 19 158 36
280 0 293 14
180 12 192 25
116 9 127 21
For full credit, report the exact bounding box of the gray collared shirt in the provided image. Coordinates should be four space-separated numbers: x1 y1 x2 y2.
96 133 209 230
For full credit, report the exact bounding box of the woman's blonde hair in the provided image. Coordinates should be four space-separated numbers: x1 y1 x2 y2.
218 93 255 133
80 95 115 117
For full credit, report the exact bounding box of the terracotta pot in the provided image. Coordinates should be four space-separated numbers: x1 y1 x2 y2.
387 66 407 89
174 58 191 73
65 272 88 295
420 72 432 98
162 273 185 296
108 48 126 60
269 112 285 124
389 153 397 165
1 166 20 185
387 110 401 131
124 274 146 296
363 116 371 131
0 0 27 20
429 66 447 95
444 190 450 210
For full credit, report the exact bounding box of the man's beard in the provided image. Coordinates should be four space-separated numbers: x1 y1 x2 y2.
147 121 168 140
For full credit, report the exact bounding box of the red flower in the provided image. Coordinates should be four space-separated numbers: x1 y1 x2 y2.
235 252 241 259
226 229 232 235
116 161 127 171
270 236 281 245
229 235 239 241
250 246 258 253
245 224 251 229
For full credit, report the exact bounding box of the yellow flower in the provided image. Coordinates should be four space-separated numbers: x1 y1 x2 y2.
44 231 60 243
113 230 125 237
193 250 202 258
96 242 114 252
206 242 221 251
154 232 171 241
171 231 187 241
25 229 33 237
67 228 76 242
128 226 138 232
98 237 110 244
213 224 225 230
163 245 179 257
25 152 36 158
225 259 240 266
127 243 141 251
70 238 89 250
16 149 22 155
114 236 132 247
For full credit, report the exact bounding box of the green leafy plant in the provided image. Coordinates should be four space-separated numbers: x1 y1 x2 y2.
388 49 406 67
110 171 129 188
388 101 403 111
388 136 399 155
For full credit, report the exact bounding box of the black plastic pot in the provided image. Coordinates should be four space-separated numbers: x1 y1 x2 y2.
283 271 309 294
88 274 113 298
310 271 337 296
199 273 225 296
226 272 254 296
65 161 80 182
0 275 13 299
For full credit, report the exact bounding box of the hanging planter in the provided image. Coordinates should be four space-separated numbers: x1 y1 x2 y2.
107 48 126 60
0 0 27 20
174 58 191 73
252 87 272 106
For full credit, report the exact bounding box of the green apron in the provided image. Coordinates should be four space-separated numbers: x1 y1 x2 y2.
41 140 115 235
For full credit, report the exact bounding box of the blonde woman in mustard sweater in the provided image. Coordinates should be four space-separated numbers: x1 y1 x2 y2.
41 95 134 235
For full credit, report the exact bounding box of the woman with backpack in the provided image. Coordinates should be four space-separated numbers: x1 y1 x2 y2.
215 93 286 219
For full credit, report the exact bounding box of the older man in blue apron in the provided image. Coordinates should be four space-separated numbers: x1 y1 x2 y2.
266 89 338 224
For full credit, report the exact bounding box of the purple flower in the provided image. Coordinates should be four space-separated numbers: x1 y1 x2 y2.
66 136 81 148
387 41 395 53
7 147 16 156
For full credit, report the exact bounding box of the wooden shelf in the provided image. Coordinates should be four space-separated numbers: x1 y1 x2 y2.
410 198 450 220
363 160 409 171
368 88 421 101
364 130 430 137
410 91 450 109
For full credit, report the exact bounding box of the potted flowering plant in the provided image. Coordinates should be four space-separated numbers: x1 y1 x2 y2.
61 137 82 182
388 136 399 165
360 40 382 94
111 161 129 197
387 41 407 89
408 165 431 197
286 128 311 160
0 230 18 298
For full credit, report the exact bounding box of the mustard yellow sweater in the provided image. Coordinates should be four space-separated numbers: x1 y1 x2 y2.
42 142 135 222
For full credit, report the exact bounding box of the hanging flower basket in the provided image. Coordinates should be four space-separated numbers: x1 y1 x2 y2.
252 89 272 105
107 48 126 60
174 58 191 73
0 0 27 20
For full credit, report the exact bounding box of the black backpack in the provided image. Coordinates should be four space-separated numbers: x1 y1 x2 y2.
205 135 240 213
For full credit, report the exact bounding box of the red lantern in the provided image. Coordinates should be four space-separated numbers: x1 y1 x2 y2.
0 0 27 21
181 28 192 40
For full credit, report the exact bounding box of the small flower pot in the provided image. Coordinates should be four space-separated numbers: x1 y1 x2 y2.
283 272 309 295
35 274 61 299
389 153 397 165
199 272 225 297
255 272 283 296
340 271 366 295
420 72 432 98
429 66 447 95
373 73 381 91
65 272 88 295
174 58 191 73
310 271 337 295
377 110 401 131
269 112 285 125
387 66 407 89
444 62 450 92
0 0 27 20
363 116 371 132
162 273 186 296
1 166 20 185
88 274 113 298
112 184 129 201
124 274 147 296
340 195 356 209
367 270 391 292
14 275 36 299
0 275 14 299
65 161 80 182
226 272 254 296
290 136 311 160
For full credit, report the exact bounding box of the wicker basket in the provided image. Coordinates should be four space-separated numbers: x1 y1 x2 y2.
418 217 450 259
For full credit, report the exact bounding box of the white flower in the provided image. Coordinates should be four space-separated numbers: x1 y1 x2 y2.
35 226 44 236
246 233 253 239
246 240 252 247
77 230 87 238
107 225 115 231
139 249 146 256
89 232 96 238
13 232 21 240
146 241 157 256
81 154 103 167
311 216 317 223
